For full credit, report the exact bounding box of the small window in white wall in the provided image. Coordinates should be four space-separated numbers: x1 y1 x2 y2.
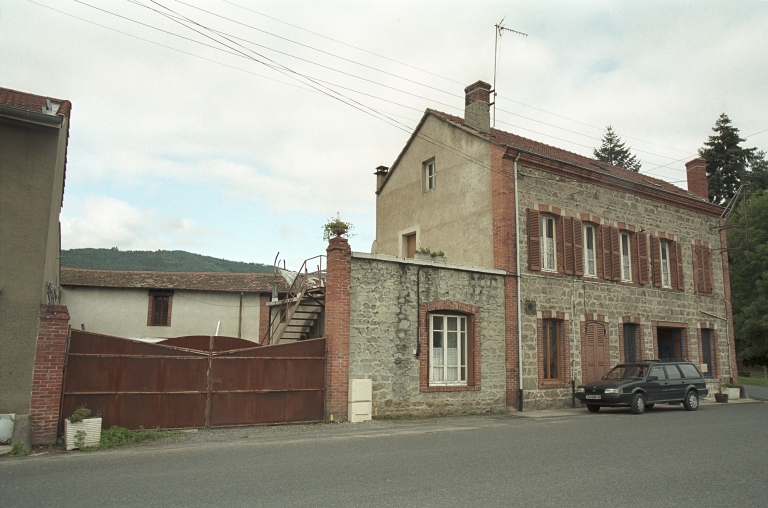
540 216 556 271
620 233 632 281
583 224 596 277
423 159 436 191
660 241 671 288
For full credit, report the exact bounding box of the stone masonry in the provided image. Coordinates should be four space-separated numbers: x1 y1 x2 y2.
348 253 507 416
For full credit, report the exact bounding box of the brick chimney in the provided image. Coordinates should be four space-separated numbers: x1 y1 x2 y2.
685 158 708 200
464 81 491 134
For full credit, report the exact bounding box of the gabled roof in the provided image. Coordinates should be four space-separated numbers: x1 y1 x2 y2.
0 87 72 119
61 268 281 293
428 109 698 201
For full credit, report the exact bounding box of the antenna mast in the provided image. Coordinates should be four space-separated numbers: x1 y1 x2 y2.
493 18 528 127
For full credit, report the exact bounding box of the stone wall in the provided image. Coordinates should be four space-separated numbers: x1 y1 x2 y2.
348 253 507 416
516 166 733 410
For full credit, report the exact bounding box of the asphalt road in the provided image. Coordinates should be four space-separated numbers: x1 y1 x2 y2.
2 403 767 508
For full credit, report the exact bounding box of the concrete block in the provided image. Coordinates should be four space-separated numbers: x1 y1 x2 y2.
10 413 31 452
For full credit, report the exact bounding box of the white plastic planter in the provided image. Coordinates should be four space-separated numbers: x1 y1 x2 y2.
64 418 102 450
726 387 740 400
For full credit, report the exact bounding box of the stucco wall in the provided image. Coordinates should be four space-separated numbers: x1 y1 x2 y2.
348 253 506 416
516 165 732 409
61 287 263 341
0 117 66 415
375 115 494 268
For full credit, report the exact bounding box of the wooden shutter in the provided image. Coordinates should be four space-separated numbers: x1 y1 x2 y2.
651 236 662 288
574 219 584 276
601 225 613 281
610 227 621 281
630 233 640 283
637 232 649 284
674 241 685 290
527 209 540 271
557 216 566 274
691 245 701 294
466 314 475 385
668 242 679 290
563 217 575 275
703 247 714 294
595 225 604 279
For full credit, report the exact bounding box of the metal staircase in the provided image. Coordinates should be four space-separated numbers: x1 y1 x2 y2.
262 254 326 345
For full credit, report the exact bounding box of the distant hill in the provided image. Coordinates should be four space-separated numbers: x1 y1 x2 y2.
61 248 273 273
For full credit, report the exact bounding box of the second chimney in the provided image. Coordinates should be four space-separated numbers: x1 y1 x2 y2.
685 158 709 200
464 81 491 134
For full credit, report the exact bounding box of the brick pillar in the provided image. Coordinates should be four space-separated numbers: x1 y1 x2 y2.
30 304 70 445
258 294 271 343
325 237 351 421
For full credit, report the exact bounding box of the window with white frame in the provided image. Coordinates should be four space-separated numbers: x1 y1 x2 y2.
540 215 556 271
423 159 436 191
583 224 596 277
430 314 467 385
660 241 671 288
620 232 632 281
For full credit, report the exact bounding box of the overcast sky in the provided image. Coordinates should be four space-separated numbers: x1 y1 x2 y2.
3 0 767 268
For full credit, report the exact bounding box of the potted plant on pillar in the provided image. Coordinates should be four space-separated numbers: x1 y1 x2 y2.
64 406 102 450
323 213 354 242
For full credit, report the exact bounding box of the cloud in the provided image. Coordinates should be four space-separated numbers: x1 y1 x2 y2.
61 195 221 251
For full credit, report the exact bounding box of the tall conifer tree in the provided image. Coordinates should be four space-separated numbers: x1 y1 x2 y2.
593 126 642 172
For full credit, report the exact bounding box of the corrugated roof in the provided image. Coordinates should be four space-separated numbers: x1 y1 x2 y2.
1 87 72 119
427 109 700 201
61 268 281 293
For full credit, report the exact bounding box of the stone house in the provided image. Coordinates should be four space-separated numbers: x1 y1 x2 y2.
369 80 735 411
0 88 72 445
60 268 278 342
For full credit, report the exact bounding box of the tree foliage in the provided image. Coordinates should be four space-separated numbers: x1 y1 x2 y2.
698 113 767 205
593 126 642 172
61 248 273 273
727 190 768 365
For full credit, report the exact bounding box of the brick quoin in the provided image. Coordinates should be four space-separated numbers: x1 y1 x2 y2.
324 237 351 422
30 305 70 445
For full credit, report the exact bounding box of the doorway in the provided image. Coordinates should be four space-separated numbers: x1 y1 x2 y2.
657 327 684 361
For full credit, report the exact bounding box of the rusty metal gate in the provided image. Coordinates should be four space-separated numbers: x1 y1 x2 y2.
59 330 325 431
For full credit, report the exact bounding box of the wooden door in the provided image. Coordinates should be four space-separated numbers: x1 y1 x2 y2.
405 233 416 258
583 322 608 383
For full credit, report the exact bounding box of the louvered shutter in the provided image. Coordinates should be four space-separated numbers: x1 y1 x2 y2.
602 225 613 281
692 245 701 294
651 236 662 288
557 216 566 274
595 225 604 279
669 242 679 290
527 209 540 271
675 241 685 290
574 219 584 276
703 247 714 294
610 227 621 281
564 217 574 275
637 232 649 284
630 233 640 283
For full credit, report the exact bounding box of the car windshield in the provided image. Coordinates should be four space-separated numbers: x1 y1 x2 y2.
603 365 648 380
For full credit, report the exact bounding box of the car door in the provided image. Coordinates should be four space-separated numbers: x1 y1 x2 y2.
645 365 668 402
664 365 686 400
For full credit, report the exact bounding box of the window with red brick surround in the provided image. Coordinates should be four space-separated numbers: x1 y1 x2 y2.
538 311 571 389
148 290 173 326
618 316 646 363
419 301 481 392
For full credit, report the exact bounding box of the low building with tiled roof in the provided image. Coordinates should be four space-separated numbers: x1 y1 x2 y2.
365 79 734 414
1 87 73 446
60 268 284 344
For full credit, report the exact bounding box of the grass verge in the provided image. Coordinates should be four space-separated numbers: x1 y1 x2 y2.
739 376 768 388
82 425 181 451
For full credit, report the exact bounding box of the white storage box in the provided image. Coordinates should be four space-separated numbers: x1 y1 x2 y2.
348 379 372 423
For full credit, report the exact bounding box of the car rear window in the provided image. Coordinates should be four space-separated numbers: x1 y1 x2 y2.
678 363 702 379
665 365 682 379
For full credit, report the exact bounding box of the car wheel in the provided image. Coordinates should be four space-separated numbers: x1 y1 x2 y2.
646 404 655 410
683 390 699 411
587 405 600 413
631 393 646 415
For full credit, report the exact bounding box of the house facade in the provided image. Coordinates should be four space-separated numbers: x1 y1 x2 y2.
0 88 72 445
60 268 278 342
371 80 735 411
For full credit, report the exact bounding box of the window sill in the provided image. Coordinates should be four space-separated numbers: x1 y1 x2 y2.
538 381 570 390
421 384 480 393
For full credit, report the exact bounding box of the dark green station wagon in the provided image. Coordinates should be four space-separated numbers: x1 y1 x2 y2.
575 361 709 415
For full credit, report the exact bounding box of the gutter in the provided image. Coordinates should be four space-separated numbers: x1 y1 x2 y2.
514 151 524 411
0 105 63 128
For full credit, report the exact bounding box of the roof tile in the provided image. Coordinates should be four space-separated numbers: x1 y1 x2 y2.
1 87 72 119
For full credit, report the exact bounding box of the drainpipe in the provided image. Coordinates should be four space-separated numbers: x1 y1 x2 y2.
514 151 523 411
699 310 732 382
415 266 424 357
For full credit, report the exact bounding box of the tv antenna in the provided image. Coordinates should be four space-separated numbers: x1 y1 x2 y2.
493 17 528 127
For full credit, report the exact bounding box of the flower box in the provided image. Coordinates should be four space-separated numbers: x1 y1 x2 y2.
64 417 102 450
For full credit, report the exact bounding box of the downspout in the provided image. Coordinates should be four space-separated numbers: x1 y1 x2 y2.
514 152 524 411
415 266 424 357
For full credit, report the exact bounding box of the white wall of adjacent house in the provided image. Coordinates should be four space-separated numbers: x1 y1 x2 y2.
60 287 262 342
